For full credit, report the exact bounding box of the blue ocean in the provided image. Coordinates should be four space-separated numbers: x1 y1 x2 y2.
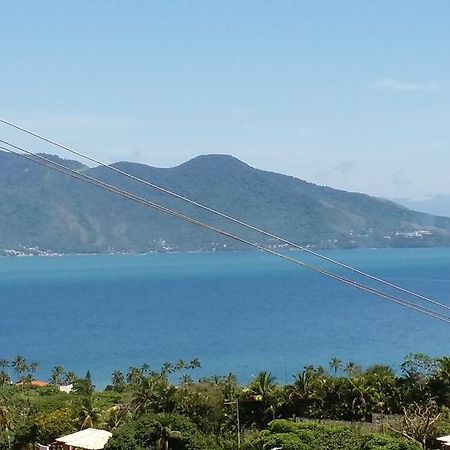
1 248 450 387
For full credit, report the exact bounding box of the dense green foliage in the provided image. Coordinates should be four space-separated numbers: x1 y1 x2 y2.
246 420 420 450
2 354 450 449
1 151 450 254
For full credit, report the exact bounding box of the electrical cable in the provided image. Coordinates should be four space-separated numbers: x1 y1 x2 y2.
0 117 447 313
2 141 450 324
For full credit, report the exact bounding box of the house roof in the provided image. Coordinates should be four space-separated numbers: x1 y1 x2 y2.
16 380 49 387
55 428 112 449
31 380 49 387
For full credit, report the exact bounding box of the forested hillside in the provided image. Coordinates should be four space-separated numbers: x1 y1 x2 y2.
1 151 450 254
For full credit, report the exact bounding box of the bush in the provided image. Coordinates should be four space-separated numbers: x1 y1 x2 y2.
361 433 421 450
106 412 228 450
245 420 420 450
34 406 77 444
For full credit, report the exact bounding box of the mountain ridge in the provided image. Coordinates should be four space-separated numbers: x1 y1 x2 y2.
1 150 450 255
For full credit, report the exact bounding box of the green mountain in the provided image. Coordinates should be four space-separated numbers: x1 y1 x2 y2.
1 150 450 254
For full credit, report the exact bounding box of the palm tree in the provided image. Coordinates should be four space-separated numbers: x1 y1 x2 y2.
363 364 398 414
131 376 158 413
0 359 10 387
291 368 321 399
64 371 77 384
78 394 102 429
437 356 450 379
50 366 65 385
348 376 372 419
345 361 360 378
175 359 186 371
101 405 128 432
222 372 239 400
28 361 39 379
153 420 182 450
289 367 327 417
246 371 277 403
179 374 192 386
0 394 14 448
0 372 10 387
127 366 143 385
0 408 12 448
244 372 279 426
12 355 28 382
0 403 11 431
428 357 450 405
161 362 174 375
111 370 125 391
329 357 342 375
132 375 178 414
188 358 201 370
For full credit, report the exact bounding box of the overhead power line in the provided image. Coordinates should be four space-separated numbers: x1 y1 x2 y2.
1 139 450 324
0 117 449 314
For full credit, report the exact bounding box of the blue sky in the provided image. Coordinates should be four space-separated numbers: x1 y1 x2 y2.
1 0 449 198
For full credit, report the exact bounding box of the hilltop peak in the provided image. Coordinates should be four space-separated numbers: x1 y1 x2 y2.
176 154 252 171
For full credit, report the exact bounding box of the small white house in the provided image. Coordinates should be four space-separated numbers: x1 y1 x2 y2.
52 428 112 450
437 435 450 449
58 383 73 394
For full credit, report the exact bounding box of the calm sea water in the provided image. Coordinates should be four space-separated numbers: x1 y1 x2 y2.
1 248 450 387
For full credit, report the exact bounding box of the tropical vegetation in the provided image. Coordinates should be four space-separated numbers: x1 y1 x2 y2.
2 354 450 449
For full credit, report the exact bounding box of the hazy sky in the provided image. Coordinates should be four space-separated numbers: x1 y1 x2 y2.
1 1 449 198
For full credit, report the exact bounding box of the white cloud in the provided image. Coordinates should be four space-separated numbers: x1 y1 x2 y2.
370 78 441 92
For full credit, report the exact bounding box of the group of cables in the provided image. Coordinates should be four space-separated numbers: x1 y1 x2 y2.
1 117 450 324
